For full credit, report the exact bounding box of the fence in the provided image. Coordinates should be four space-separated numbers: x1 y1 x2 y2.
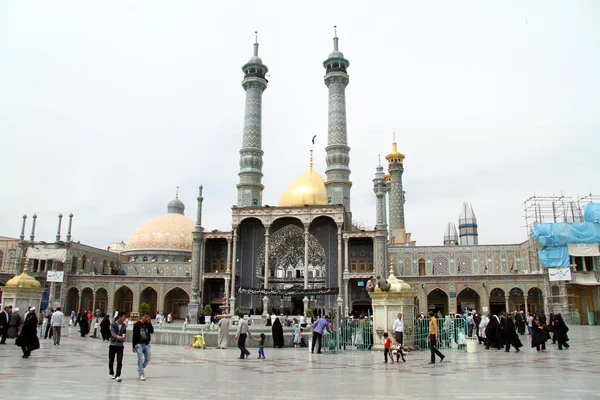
563 312 580 326
412 317 469 352
320 318 373 354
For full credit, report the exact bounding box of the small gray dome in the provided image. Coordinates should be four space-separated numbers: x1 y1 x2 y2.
167 198 185 215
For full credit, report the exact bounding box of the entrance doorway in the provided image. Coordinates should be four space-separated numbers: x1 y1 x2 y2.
456 288 480 314
427 288 449 316
489 288 505 315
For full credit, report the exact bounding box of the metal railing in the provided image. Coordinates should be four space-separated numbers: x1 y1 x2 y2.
412 317 469 352
563 312 580 326
319 318 373 354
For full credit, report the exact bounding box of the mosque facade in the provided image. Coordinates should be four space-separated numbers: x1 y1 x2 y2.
1 32 598 325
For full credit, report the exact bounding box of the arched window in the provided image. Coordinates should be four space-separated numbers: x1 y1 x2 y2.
418 258 426 276
219 260 226 271
142 256 148 262
315 270 320 278
308 271 313 278
351 261 358 273
359 261 366 273
368 261 373 272
211 260 218 272
286 270 292 279
81 255 87 270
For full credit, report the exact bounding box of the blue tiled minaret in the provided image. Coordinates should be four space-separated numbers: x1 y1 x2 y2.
323 27 352 212
237 33 268 207
373 158 388 276
386 134 406 239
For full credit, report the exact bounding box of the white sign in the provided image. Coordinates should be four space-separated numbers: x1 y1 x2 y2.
548 267 571 282
46 271 64 282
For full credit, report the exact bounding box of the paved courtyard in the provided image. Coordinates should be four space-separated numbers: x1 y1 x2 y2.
0 325 599 400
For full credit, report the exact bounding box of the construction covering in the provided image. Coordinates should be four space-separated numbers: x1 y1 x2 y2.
532 222 600 248
584 202 600 223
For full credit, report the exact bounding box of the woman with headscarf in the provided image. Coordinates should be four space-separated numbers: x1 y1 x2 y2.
8 308 21 338
502 316 523 352
478 314 489 346
100 314 111 341
552 313 570 350
271 316 284 348
79 310 89 337
531 315 547 352
17 308 39 358
217 314 230 349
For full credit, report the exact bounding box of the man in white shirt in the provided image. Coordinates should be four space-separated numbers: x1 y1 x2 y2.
51 306 65 345
392 313 404 346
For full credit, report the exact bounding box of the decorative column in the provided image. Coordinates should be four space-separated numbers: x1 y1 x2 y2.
343 235 350 317
373 161 388 276
323 27 352 212
226 238 232 274
66 213 73 242
56 213 63 242
337 224 343 315
386 134 406 242
237 33 268 207
262 227 270 316
505 295 510 313
229 229 238 313
200 238 206 304
30 213 37 242
189 185 204 323
524 295 529 315
303 225 310 312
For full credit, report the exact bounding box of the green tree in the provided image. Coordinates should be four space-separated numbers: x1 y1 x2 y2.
140 302 151 314
305 308 313 318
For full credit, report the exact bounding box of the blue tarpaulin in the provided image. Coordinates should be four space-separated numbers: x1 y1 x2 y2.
532 222 600 247
584 203 600 223
538 247 570 268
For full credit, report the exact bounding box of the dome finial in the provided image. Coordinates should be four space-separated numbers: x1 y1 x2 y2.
254 31 259 57
310 135 316 171
333 25 339 51
176 186 179 199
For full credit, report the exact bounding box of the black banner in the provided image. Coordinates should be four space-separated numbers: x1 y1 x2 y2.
237 287 339 296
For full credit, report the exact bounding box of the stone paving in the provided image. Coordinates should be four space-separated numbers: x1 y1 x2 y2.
1 325 599 399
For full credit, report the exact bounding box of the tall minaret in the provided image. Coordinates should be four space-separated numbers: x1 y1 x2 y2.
373 157 388 277
386 134 406 242
459 201 479 245
323 26 352 212
237 32 268 207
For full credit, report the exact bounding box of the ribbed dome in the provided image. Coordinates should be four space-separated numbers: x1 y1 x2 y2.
167 198 185 215
6 269 42 288
123 213 194 253
278 169 327 207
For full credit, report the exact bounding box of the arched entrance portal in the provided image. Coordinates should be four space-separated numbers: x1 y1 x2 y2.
66 288 79 313
508 287 525 312
427 289 449 316
81 288 93 312
114 286 133 314
95 288 108 315
456 288 480 314
164 287 189 320
527 287 543 315
351 300 372 317
139 287 158 315
489 288 506 315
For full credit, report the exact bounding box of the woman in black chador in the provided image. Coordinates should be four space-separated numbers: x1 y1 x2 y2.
17 309 40 358
552 313 570 350
502 317 523 352
271 317 284 348
79 311 89 337
100 315 111 341
531 315 548 352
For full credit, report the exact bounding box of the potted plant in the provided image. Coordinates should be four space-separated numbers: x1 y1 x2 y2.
305 308 313 318
140 302 151 315
204 305 212 324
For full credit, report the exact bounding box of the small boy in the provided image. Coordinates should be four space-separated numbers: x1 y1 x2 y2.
383 332 393 364
299 328 307 347
255 333 266 359
395 339 406 363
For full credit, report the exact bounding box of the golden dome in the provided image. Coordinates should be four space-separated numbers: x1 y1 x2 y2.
279 169 327 207
6 269 42 288
124 213 195 253
385 135 405 164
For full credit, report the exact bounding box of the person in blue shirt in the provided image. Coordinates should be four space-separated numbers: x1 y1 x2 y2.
311 315 331 354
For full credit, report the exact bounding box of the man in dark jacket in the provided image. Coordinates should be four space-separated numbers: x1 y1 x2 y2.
132 312 154 381
109 311 127 381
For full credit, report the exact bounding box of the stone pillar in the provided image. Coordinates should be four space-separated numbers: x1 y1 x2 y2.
524 295 529 315
226 238 232 274
337 224 343 314
303 225 309 312
200 238 206 304
224 277 230 312
229 229 238 313
189 185 204 323
262 227 270 316
505 295 510 313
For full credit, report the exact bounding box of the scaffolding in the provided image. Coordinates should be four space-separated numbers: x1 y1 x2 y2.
522 193 599 315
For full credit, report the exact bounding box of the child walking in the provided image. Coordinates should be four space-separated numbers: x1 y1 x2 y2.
299 328 307 347
395 339 406 363
293 324 300 347
383 332 394 364
255 333 266 359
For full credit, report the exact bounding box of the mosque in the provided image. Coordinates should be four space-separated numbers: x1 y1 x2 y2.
1 31 597 325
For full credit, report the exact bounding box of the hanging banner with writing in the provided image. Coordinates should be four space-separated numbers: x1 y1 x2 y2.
46 271 64 282
548 267 572 282
238 287 339 296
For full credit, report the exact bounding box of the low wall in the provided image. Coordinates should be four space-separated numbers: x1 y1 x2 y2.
125 326 312 348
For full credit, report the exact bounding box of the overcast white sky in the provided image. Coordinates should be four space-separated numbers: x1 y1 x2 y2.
1 1 598 248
